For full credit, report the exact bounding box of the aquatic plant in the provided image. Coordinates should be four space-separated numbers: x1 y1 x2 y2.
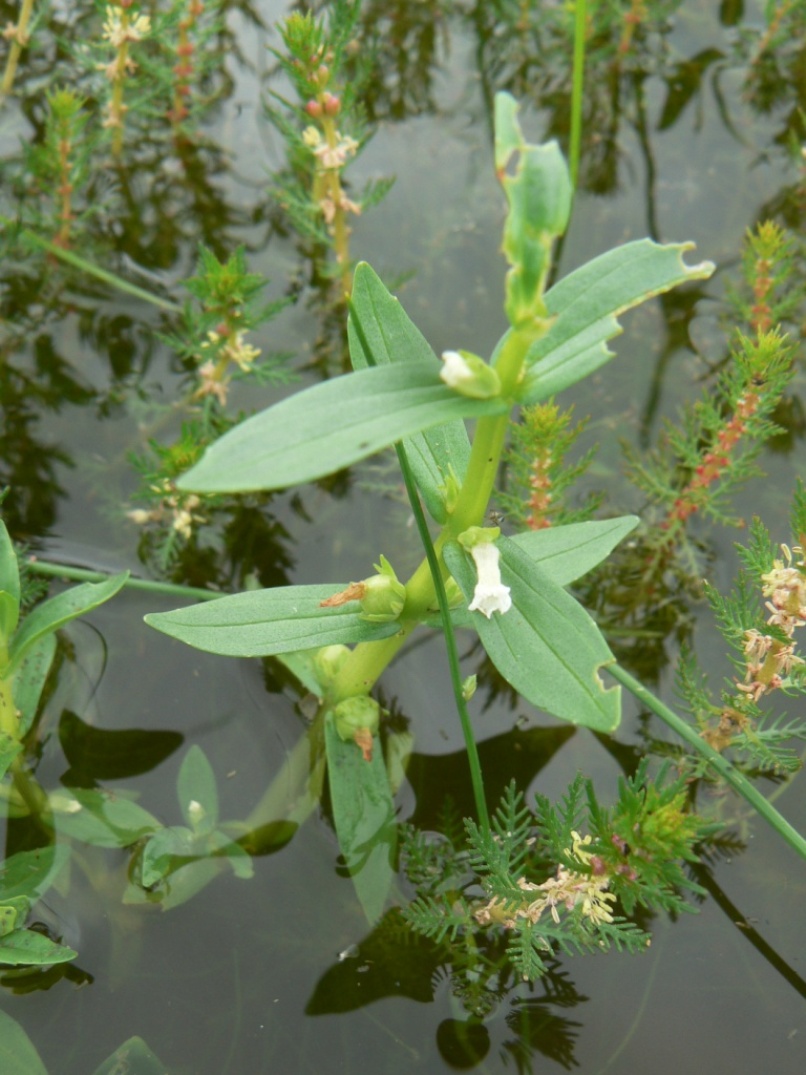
266 0 392 300
135 94 805 978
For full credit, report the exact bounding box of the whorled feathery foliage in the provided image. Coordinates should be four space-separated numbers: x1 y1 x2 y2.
403 767 709 982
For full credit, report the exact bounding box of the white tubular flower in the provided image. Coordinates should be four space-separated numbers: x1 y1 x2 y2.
467 539 511 619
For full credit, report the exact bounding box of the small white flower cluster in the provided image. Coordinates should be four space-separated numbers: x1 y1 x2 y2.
102 8 151 49
475 832 616 930
302 126 359 170
127 490 203 540
738 544 806 702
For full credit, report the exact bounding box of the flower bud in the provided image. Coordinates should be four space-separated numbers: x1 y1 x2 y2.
332 695 381 742
305 98 323 118
322 92 340 116
359 554 406 623
461 675 477 701
360 572 406 622
440 350 501 400
314 644 351 687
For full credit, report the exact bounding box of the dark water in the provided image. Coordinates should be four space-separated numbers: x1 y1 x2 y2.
1 1 805 1072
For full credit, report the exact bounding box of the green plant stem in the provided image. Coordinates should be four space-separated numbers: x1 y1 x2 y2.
20 229 181 311
395 441 490 834
569 0 587 189
1 0 35 97
25 558 218 602
609 662 806 862
328 329 533 707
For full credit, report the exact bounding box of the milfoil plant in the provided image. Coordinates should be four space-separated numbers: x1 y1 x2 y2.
145 92 721 922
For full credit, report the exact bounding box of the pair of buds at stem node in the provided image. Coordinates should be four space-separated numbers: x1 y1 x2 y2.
319 529 512 625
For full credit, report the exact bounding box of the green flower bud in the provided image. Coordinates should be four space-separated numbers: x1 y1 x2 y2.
440 350 501 400
461 675 477 701
359 554 406 623
314 644 351 687
332 695 381 742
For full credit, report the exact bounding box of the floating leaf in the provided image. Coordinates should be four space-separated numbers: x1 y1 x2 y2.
0 928 77 966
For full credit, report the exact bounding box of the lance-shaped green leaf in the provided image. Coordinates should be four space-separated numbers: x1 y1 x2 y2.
4 572 129 677
324 712 396 926
0 520 21 641
508 515 639 586
145 584 402 657
178 745 218 834
514 239 714 403
444 537 620 731
178 362 506 495
349 262 471 522
13 634 57 738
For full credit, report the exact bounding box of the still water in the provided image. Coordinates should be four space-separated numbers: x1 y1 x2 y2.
1 1 804 1072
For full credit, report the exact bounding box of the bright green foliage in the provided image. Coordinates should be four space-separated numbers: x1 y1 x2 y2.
519 239 714 402
348 261 473 522
403 769 706 983
0 847 76 967
147 94 723 916
178 361 508 494
444 537 621 732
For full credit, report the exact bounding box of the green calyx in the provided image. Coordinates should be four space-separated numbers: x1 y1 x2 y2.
332 695 381 741
359 555 406 623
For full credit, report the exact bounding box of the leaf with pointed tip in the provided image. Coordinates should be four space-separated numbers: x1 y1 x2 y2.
178 745 218 833
5 572 129 677
91 1037 169 1075
13 633 57 738
349 262 471 522
178 362 506 495
516 240 714 402
444 537 620 731
145 584 401 657
508 516 639 586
